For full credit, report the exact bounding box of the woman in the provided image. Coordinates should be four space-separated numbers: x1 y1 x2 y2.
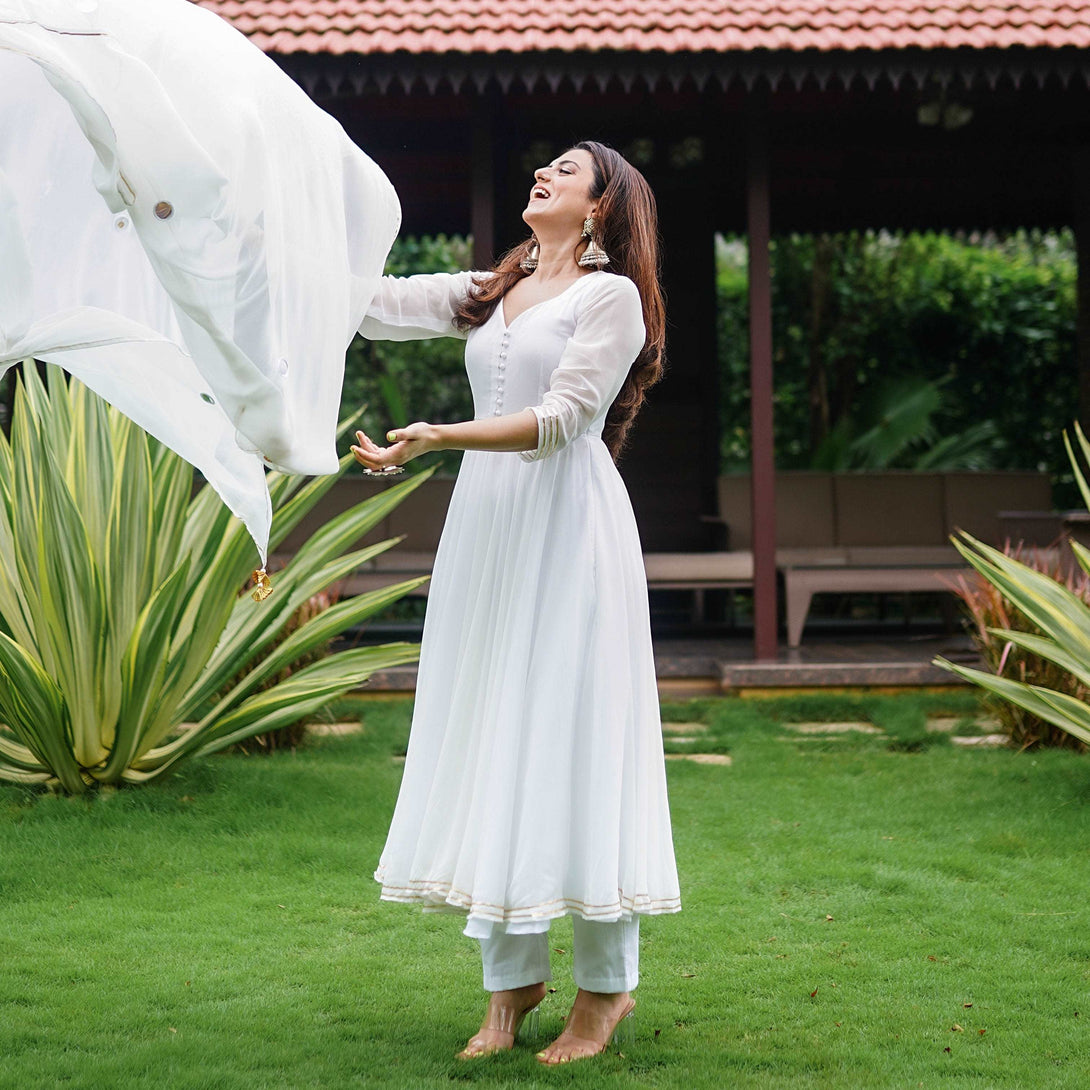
351 141 680 1065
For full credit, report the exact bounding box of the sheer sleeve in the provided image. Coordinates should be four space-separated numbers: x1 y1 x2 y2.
519 275 646 461
358 271 482 342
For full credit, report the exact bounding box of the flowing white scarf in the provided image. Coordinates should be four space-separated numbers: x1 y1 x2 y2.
0 0 401 562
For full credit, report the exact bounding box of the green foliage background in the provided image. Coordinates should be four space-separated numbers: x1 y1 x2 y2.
338 230 1077 488
718 230 1077 481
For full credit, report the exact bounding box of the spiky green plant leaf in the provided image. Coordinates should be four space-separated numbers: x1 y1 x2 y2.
983 627 1090 690
1063 421 1090 512
0 365 430 792
934 657 1090 747
950 533 1090 657
937 430 1090 749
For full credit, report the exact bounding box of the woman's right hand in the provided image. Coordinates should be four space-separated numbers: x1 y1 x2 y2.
350 423 441 471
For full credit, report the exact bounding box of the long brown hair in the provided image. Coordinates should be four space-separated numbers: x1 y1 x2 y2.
453 141 665 460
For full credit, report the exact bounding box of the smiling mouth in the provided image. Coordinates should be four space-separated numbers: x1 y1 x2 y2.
531 186 550 200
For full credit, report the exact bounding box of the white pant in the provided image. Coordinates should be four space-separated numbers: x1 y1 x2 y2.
478 917 639 993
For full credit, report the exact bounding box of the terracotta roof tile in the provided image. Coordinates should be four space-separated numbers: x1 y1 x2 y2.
192 1 1090 56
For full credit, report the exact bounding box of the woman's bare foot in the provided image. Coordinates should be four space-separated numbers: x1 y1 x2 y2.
536 988 635 1064
457 981 547 1059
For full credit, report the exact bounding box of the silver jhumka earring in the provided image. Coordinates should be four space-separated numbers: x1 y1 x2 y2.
578 217 610 269
519 237 540 272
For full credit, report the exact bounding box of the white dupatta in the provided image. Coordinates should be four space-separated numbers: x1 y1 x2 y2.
0 0 401 561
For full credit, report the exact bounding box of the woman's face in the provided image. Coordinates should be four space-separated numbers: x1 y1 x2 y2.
522 147 597 234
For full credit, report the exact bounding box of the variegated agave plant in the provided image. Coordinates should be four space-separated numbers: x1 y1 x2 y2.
936 422 1090 747
0 364 427 793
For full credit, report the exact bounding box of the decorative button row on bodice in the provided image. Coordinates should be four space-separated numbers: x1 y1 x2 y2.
495 330 511 414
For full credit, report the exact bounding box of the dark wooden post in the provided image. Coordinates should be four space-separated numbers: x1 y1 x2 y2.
471 95 497 271
747 105 777 660
1075 148 1090 435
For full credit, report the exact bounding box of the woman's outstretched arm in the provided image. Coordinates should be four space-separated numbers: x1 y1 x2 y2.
359 271 481 342
350 410 539 469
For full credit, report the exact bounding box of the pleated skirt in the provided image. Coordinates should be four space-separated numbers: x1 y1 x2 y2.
373 435 681 938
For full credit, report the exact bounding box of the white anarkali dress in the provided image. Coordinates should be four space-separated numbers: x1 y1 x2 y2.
361 269 681 940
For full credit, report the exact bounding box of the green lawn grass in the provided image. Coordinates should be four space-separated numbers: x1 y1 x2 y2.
2 691 1088 1089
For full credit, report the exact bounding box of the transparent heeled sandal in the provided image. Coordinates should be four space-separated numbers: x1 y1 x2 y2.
536 1000 636 1064
519 1005 543 1044
456 1000 543 1060
612 1006 636 1047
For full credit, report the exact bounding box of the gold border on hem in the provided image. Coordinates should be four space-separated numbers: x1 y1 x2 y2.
374 871 681 923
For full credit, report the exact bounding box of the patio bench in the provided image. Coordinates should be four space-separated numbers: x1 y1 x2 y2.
642 545 981 646
777 546 967 648
719 470 1051 644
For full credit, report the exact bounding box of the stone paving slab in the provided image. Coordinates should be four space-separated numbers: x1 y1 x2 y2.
951 734 1009 747
664 753 732 765
926 715 1002 734
785 721 884 735
662 721 709 735
308 721 363 736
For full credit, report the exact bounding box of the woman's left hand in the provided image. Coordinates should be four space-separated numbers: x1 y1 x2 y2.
350 422 441 471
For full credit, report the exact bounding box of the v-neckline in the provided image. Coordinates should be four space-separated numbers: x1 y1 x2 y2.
500 271 600 331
